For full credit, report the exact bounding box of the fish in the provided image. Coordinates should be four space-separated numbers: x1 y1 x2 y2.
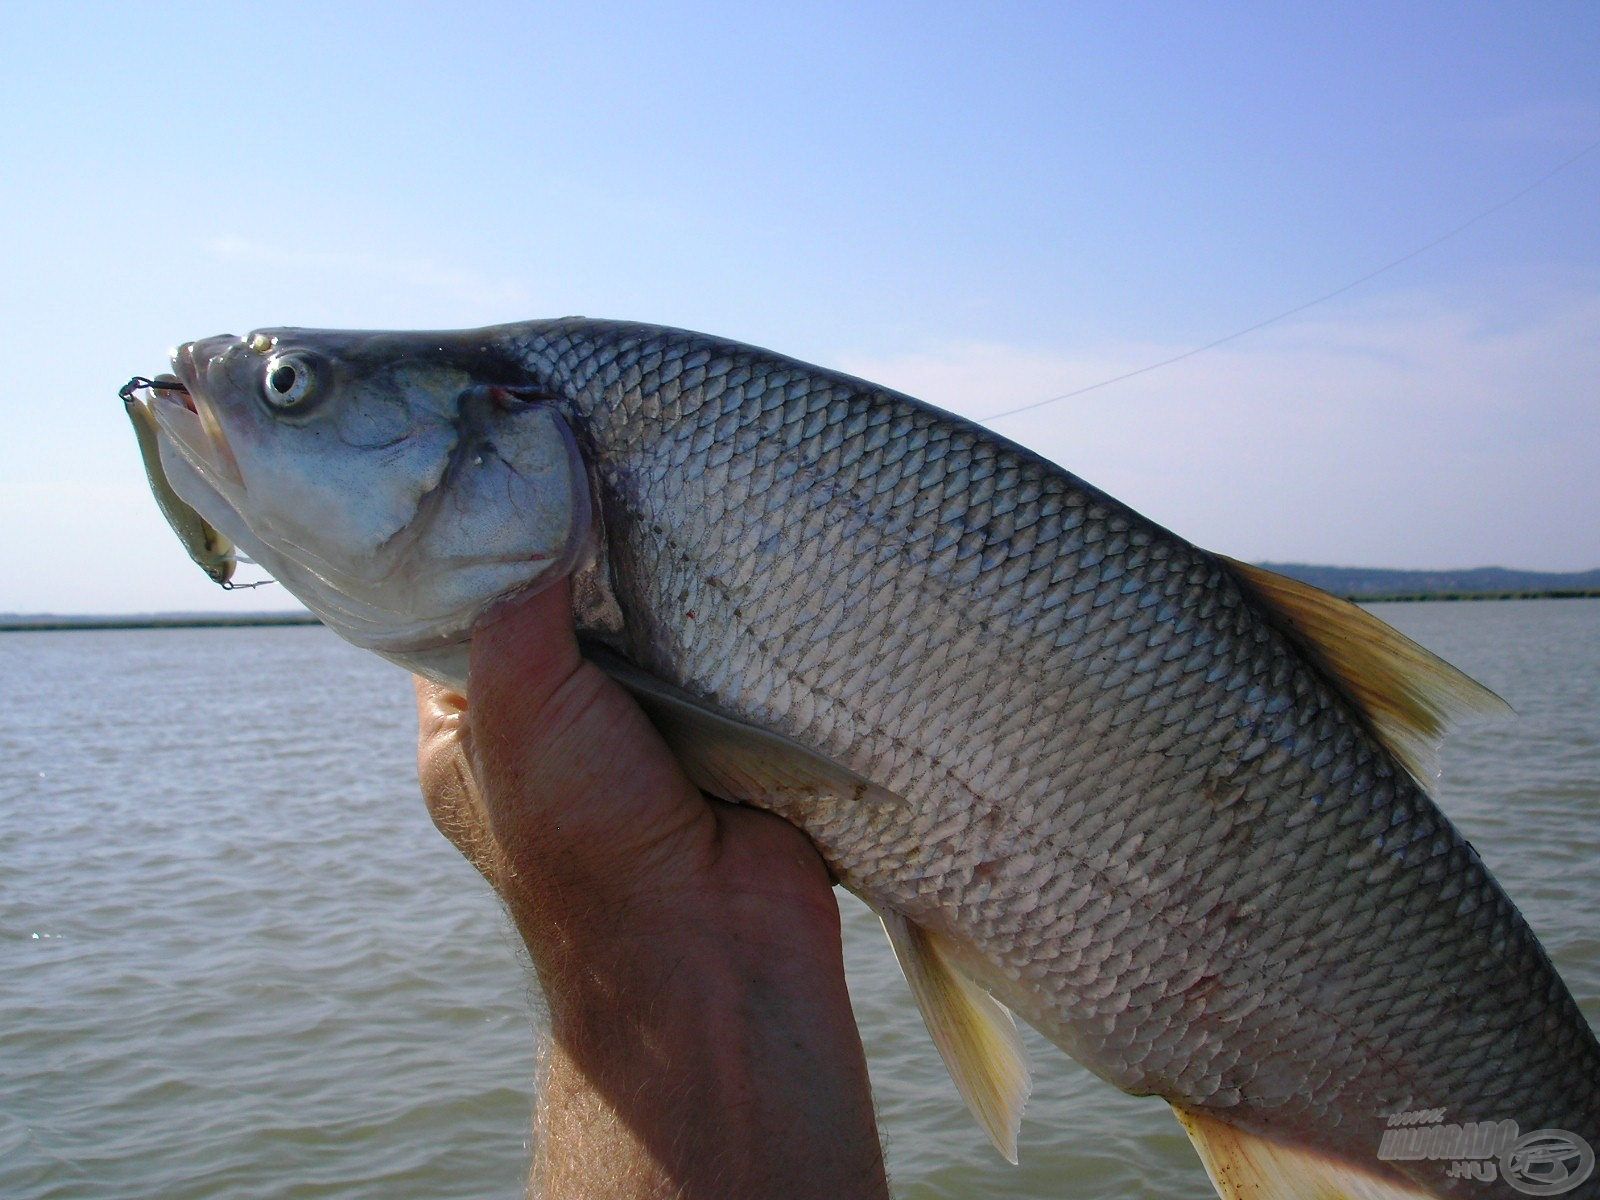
132 318 1600 1199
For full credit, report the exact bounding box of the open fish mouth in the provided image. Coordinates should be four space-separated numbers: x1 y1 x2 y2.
130 360 243 489
151 372 196 414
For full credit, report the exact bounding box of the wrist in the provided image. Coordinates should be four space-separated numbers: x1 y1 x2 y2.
524 889 844 1031
526 887 887 1200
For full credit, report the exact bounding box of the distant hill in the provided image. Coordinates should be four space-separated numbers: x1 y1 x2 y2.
1256 563 1600 600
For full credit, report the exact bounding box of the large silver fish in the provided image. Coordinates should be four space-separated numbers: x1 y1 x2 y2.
128 320 1600 1199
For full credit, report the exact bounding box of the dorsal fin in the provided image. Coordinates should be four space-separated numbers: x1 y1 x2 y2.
1223 558 1511 786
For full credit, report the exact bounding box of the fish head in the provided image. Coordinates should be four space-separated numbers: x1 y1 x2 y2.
149 327 589 678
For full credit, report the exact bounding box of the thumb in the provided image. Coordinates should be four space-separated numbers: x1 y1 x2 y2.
465 578 716 902
469 576 585 718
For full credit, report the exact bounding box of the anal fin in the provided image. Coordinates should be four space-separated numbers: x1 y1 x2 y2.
880 909 1032 1163
1174 1105 1441 1200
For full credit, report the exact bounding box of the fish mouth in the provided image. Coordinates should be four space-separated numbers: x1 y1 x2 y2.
152 373 197 414
157 344 244 487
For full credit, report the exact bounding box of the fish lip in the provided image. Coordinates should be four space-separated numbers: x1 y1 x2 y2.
172 339 206 394
163 338 244 485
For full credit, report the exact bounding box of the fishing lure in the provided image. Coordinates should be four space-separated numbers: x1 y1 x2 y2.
121 376 240 587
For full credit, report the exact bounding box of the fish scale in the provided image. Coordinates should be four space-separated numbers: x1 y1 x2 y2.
501 319 1600 1195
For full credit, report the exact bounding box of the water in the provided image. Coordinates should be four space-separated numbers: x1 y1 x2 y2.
2 601 1597 1199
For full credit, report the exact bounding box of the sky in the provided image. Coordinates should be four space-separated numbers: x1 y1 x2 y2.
1 2 1596 614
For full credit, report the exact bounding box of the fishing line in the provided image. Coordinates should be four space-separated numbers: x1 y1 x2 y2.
981 136 1600 422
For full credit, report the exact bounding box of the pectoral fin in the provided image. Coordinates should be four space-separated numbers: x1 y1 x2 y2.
582 640 883 807
582 643 1030 1159
880 909 1032 1164
1173 1106 1440 1200
1223 558 1511 787
582 652 1030 1158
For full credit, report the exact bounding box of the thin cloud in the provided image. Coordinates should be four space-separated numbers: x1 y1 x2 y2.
838 288 1600 572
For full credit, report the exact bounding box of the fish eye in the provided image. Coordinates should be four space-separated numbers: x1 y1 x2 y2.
262 353 318 409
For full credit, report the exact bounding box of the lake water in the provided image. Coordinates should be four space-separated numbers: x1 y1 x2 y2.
3 600 1597 1199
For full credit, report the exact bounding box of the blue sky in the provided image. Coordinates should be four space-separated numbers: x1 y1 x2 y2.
2 3 1596 613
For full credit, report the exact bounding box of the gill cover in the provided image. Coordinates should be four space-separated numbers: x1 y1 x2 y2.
150 333 591 684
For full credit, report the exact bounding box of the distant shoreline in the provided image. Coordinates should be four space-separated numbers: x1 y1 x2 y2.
1353 589 1600 603
4 589 1598 633
0 613 321 632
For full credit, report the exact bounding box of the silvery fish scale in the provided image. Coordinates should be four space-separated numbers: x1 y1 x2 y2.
502 320 1598 1191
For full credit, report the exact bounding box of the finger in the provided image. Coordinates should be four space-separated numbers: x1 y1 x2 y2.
414 675 468 733
466 579 717 900
413 675 471 809
412 675 506 879
468 578 583 719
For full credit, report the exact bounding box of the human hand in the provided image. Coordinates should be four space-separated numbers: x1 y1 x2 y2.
413 579 888 1199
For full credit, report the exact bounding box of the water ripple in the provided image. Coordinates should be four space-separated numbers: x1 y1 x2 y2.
1 602 1596 1198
